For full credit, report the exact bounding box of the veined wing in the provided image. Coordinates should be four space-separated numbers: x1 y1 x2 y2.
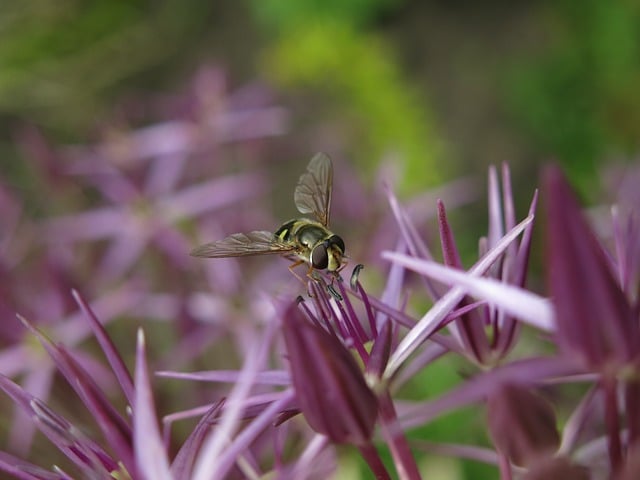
294 152 333 227
190 230 296 258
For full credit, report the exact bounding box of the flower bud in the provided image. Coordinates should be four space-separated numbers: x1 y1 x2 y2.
282 302 378 445
544 166 640 369
487 383 559 467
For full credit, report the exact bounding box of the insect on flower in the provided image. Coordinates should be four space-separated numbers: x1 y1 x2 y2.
191 153 347 288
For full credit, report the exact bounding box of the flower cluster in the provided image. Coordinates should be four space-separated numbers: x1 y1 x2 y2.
2 69 640 479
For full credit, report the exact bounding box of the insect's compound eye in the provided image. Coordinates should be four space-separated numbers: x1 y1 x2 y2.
328 235 345 254
311 244 329 269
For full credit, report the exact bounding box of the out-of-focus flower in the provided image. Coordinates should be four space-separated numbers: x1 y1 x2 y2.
0 290 307 479
600 164 640 312
15 67 287 292
544 165 640 371
486 383 560 467
0 282 142 456
40 144 267 283
543 165 640 473
0 373 125 479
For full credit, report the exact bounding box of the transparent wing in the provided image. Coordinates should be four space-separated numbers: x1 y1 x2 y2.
294 152 333 226
190 230 296 258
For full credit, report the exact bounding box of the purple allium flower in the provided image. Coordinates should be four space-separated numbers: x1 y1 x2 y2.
382 204 552 380
436 165 539 365
1 310 133 478
378 165 552 391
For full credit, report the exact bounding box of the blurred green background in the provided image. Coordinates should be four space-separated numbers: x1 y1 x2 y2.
1 1 639 478
3 0 639 196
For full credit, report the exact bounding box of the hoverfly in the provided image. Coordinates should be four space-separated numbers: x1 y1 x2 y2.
191 153 346 287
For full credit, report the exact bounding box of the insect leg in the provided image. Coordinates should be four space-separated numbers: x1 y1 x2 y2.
287 259 308 285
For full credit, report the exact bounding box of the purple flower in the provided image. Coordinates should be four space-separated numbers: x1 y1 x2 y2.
437 165 538 364
381 165 542 373
7 58 640 480
0 290 303 479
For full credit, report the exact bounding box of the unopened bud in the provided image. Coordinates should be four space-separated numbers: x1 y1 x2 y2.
282 303 378 445
487 383 559 467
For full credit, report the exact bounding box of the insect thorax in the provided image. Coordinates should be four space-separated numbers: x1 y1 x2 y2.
275 219 330 248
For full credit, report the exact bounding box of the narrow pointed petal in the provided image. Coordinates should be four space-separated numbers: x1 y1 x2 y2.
212 390 295 479
366 319 393 381
438 199 491 362
383 185 441 299
171 400 224 479
192 322 277 480
399 356 582 430
513 189 538 286
133 330 172 480
156 369 290 385
0 451 65 479
0 375 118 477
383 257 555 332
437 200 463 269
72 289 134 404
17 315 134 472
487 165 505 248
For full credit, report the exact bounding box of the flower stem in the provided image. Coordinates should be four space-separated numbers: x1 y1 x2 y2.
358 443 391 480
377 393 421 480
497 452 512 480
602 377 622 473
625 377 640 449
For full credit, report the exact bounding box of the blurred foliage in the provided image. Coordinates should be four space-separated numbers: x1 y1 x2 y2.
399 356 497 479
249 0 400 29
4 0 640 196
507 0 640 195
262 21 446 190
0 0 215 135
250 0 446 192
